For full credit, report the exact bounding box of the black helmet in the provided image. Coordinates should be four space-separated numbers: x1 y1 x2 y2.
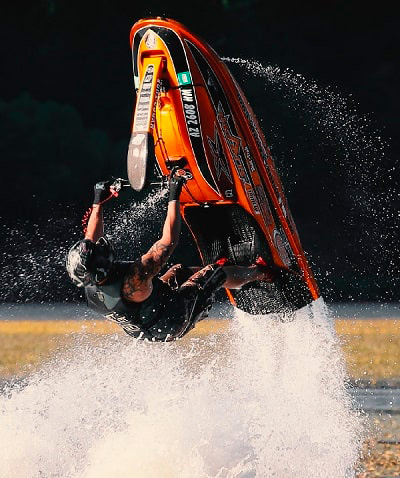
66 237 115 287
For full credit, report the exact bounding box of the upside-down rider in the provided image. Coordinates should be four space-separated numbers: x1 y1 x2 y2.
66 170 274 341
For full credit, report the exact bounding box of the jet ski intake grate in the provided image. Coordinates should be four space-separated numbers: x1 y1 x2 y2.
183 204 313 315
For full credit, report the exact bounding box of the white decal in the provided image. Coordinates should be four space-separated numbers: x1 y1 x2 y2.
134 65 155 132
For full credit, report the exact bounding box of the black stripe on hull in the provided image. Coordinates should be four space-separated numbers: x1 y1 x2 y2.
186 44 264 215
186 40 297 267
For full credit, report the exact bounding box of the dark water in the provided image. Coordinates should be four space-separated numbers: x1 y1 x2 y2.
330 302 400 319
351 388 400 414
0 303 102 320
0 301 398 320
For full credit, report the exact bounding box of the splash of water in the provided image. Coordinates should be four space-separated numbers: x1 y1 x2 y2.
223 57 397 297
223 57 387 163
0 191 167 302
224 56 395 219
0 301 364 478
106 189 168 254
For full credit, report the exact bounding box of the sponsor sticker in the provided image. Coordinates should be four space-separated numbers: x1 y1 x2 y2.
134 64 160 133
255 184 273 224
177 71 192 86
134 64 155 132
181 87 200 137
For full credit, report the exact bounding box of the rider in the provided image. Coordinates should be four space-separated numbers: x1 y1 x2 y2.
66 171 273 341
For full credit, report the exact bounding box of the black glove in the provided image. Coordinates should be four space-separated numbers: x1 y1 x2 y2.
93 180 113 205
168 170 186 202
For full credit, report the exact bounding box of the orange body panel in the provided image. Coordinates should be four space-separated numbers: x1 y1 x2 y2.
129 18 320 306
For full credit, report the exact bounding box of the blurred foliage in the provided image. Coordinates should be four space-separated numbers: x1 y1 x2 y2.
0 93 128 216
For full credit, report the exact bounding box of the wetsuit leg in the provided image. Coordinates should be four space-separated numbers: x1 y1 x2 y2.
175 264 227 336
145 291 188 341
180 264 227 294
147 265 226 342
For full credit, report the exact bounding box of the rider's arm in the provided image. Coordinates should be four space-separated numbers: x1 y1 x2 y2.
84 204 104 242
121 200 181 302
84 180 115 242
141 199 181 274
122 172 185 302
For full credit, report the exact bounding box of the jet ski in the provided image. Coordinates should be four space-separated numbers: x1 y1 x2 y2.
127 17 320 314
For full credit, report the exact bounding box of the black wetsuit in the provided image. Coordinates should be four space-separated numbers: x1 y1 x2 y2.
85 262 226 341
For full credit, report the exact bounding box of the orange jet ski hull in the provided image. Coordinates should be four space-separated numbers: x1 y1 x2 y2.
129 17 319 314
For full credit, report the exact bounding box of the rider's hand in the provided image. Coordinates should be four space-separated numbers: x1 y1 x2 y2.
168 169 187 202
93 180 113 205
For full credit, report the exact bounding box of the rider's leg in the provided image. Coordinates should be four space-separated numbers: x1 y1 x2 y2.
160 264 202 289
179 263 273 292
221 264 272 289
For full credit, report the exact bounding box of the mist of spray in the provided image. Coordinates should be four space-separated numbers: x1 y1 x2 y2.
223 57 397 298
0 300 364 478
224 57 387 156
0 191 168 303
